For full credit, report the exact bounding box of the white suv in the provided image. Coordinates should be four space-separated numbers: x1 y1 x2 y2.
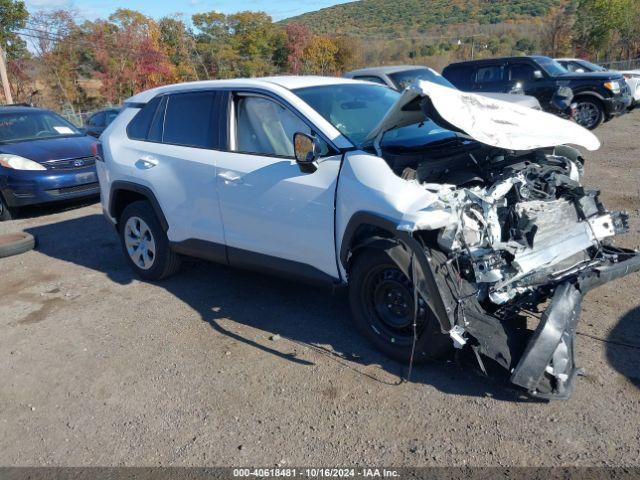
97 76 639 399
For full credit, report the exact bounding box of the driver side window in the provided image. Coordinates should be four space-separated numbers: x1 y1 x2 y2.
234 96 326 158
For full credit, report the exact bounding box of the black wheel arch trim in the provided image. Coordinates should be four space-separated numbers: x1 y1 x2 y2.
341 211 453 332
109 181 169 231
572 91 606 103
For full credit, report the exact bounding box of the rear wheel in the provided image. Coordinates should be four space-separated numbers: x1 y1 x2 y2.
574 97 604 130
348 249 451 363
119 201 181 280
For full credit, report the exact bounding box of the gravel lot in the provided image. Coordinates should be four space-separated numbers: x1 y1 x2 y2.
1 111 639 467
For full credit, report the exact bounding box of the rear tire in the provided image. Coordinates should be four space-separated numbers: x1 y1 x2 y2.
574 97 604 130
119 201 181 281
348 248 451 363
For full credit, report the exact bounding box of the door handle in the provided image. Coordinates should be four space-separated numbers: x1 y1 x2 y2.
135 157 158 170
217 171 244 184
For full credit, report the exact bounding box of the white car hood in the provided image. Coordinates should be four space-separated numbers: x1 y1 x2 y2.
365 80 601 152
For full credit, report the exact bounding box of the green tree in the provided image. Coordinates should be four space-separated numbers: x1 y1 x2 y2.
0 0 28 59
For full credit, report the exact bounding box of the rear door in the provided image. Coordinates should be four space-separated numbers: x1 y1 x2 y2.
214 91 341 281
124 90 227 256
507 60 554 106
473 62 508 93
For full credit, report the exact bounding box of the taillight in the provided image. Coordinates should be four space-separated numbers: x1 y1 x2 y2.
92 142 104 162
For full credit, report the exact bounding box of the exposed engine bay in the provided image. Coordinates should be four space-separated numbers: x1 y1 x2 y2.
378 138 638 399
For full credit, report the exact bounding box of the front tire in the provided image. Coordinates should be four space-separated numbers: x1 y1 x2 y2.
119 201 181 280
574 97 604 130
348 249 451 363
0 194 14 221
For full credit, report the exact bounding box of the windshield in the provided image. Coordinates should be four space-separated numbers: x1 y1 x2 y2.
536 57 569 76
577 59 606 72
0 110 82 144
389 68 455 91
293 84 401 146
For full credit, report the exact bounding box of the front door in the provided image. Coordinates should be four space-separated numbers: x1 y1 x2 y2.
215 92 341 281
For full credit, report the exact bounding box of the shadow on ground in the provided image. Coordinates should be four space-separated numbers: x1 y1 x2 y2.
13 196 100 220
26 213 541 403
606 306 640 389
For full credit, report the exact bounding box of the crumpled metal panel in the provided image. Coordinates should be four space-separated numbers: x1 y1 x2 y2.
366 80 601 152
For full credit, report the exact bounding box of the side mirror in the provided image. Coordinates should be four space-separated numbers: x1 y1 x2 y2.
533 70 544 80
293 132 320 173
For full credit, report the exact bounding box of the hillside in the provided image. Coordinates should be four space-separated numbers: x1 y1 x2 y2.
282 0 561 37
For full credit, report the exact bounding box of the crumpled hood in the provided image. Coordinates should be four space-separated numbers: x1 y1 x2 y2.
365 80 601 152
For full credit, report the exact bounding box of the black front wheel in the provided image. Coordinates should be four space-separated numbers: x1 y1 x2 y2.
348 249 451 363
574 98 604 130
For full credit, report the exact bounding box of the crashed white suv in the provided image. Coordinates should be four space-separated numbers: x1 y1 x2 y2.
97 76 639 399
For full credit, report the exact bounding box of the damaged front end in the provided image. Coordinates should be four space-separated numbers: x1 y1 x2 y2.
384 148 640 399
364 80 640 399
418 154 639 399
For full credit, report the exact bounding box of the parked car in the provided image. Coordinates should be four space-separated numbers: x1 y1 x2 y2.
82 107 121 138
0 105 99 220
97 76 639 399
443 55 633 129
343 65 542 109
556 58 640 109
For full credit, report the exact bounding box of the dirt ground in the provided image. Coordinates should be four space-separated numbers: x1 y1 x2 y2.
1 111 639 467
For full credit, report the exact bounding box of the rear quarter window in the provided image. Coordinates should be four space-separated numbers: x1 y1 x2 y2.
126 96 162 141
475 65 505 84
443 65 474 90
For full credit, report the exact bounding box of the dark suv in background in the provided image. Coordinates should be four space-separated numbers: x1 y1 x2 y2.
443 55 632 129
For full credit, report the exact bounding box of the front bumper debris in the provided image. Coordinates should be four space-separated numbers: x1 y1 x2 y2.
511 251 640 399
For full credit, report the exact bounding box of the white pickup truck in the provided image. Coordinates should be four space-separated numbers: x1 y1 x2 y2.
97 76 639 400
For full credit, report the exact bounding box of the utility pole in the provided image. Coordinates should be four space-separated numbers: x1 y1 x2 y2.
0 44 13 105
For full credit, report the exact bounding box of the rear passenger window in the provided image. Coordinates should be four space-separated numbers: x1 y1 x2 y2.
475 65 504 84
509 63 536 82
443 67 474 90
127 96 162 141
163 92 217 149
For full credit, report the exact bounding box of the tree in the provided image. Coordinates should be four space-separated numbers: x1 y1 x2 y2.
0 0 28 59
541 1 575 57
303 36 339 75
283 23 311 74
574 0 640 59
89 9 176 104
159 16 198 81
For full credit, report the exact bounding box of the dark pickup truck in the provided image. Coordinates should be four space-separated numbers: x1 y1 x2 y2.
443 55 633 130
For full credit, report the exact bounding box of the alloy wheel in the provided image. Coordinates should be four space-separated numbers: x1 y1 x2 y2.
575 101 600 129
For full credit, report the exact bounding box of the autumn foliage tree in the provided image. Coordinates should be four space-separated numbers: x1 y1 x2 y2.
89 9 176 104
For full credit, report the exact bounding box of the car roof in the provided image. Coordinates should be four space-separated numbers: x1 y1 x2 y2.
344 65 426 77
446 55 552 68
125 76 370 104
93 107 121 113
0 106 50 114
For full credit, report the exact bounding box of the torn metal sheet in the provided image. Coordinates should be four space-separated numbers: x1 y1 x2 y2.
366 80 601 151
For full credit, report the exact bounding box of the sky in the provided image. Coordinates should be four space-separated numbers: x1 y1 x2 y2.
24 0 356 22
